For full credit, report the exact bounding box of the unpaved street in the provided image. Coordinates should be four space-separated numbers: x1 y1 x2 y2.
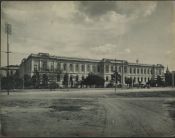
0 88 175 137
100 97 175 137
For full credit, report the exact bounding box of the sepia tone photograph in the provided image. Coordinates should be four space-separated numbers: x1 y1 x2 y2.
0 1 175 137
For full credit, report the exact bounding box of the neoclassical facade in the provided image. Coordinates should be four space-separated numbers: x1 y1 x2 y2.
19 53 164 87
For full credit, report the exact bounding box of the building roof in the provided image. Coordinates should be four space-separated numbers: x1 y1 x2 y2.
0 65 19 70
20 53 164 68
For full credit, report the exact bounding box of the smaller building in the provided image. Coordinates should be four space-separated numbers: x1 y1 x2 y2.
0 65 20 77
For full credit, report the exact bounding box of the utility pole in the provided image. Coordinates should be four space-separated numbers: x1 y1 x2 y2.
0 28 1 90
121 60 124 88
115 59 117 93
5 23 12 95
22 63 25 89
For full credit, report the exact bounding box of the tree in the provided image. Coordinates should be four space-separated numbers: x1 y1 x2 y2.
42 74 48 88
31 71 40 88
24 74 32 88
13 71 23 89
70 75 73 88
125 77 132 87
147 78 156 87
165 72 172 86
111 71 121 84
156 75 164 87
82 73 105 88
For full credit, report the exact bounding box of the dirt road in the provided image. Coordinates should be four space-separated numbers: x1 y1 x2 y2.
100 97 175 137
0 88 175 137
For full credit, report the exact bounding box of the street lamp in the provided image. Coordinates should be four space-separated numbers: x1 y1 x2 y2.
5 23 12 95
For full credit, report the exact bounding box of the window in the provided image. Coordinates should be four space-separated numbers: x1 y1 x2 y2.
133 68 136 74
76 64 79 72
137 68 139 74
106 76 109 81
138 77 140 82
151 69 153 74
144 69 146 74
81 64 85 72
92 65 96 72
57 63 61 70
63 64 67 71
141 77 143 82
111 66 113 72
87 65 90 72
105 65 109 73
141 68 143 74
51 62 54 71
97 65 100 72
124 66 127 73
70 64 73 72
34 64 38 71
130 68 132 74
42 61 47 71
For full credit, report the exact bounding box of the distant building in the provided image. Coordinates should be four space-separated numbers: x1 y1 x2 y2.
0 65 20 77
19 53 164 87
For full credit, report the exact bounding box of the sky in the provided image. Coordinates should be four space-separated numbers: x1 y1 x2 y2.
1 1 175 71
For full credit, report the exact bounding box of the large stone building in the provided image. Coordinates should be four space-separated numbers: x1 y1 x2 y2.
19 53 164 87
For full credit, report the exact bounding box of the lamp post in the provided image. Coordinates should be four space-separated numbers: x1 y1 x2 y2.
5 23 12 95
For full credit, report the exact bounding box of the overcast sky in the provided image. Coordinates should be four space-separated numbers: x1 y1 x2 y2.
1 1 175 70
